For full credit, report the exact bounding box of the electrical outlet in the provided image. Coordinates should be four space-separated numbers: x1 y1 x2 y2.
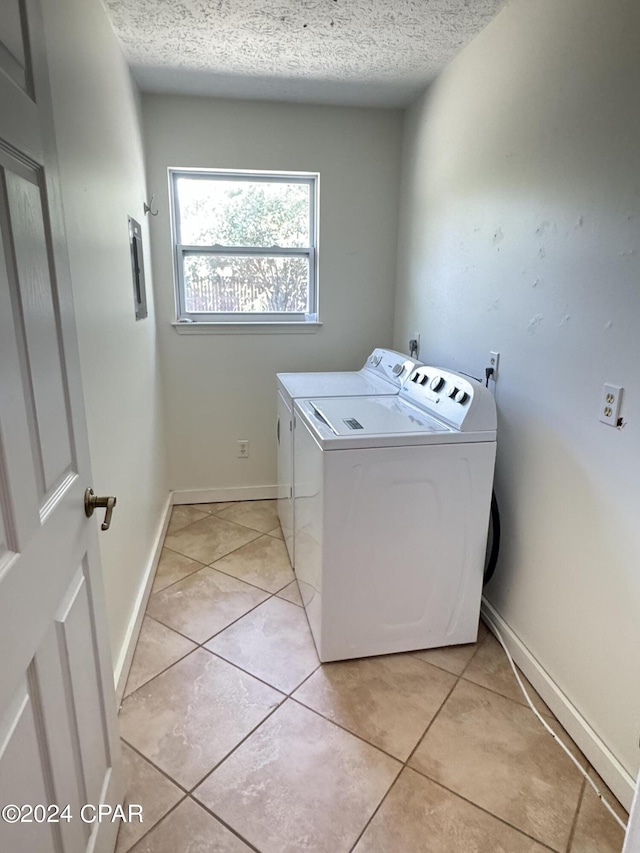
599 384 623 427
237 440 249 458
488 351 500 379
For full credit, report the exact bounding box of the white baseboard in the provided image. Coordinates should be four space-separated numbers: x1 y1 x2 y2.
481 598 635 811
172 485 278 505
113 493 173 703
622 783 639 852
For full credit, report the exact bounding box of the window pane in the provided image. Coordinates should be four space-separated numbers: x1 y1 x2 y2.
177 178 310 248
183 255 309 313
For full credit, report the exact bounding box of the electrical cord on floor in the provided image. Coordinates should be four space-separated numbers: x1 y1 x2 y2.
476 364 623 826
485 618 628 831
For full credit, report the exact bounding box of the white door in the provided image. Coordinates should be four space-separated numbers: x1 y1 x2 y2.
0 2 123 852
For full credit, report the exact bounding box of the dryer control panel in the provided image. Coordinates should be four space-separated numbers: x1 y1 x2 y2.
401 367 496 433
361 348 421 388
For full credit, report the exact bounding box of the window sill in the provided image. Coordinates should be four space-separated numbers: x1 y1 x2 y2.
171 321 323 335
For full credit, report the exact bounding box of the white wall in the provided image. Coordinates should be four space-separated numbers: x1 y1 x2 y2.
143 95 402 493
41 0 169 669
394 0 640 799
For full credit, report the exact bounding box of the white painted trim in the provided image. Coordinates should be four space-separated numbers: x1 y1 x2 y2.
172 485 278 505
622 781 640 852
481 598 635 811
113 493 173 702
172 321 322 335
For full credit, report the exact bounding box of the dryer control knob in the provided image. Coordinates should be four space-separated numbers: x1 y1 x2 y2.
454 389 469 404
392 363 405 377
430 375 444 392
448 386 459 399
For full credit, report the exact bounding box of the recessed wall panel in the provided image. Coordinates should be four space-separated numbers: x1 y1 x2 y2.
57 569 109 810
0 682 58 853
0 0 29 93
5 168 74 501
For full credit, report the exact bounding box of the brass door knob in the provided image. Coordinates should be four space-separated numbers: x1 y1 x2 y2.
84 488 117 531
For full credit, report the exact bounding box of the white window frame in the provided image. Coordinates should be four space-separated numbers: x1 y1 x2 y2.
169 168 319 328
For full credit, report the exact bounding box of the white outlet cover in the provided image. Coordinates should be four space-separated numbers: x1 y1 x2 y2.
599 384 623 426
488 351 500 378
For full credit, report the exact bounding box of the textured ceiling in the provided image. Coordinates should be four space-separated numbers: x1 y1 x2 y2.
104 0 505 107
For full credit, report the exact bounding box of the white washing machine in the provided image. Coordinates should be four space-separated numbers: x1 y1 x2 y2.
293 365 497 662
276 348 421 564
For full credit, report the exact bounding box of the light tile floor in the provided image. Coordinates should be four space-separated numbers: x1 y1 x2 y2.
117 500 628 853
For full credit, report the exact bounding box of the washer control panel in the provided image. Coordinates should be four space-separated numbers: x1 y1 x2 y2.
401 366 483 431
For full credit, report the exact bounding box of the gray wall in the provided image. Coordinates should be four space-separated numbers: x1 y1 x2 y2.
143 95 402 493
394 0 640 798
41 0 169 672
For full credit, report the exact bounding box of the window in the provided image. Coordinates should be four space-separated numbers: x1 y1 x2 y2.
169 169 318 326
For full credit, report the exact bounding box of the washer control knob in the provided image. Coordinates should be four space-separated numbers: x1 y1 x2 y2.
392 363 404 377
370 354 382 366
430 375 445 392
454 389 469 404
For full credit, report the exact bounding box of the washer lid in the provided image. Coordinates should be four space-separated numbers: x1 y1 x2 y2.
295 395 496 449
307 396 449 436
277 371 396 402
277 349 422 404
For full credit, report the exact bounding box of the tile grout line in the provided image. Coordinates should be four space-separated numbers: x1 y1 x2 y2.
414 757 564 848
343 657 564 853
458 672 557 719
402 676 584 850
564 775 587 853
148 560 207 595
287 696 405 767
120 738 191 795
162 517 266 565
154 537 290 598
122 583 299 704
120 643 196 705
121 603 287 704
202 646 291 697
346 761 403 853
403 672 462 769
408 768 564 853
147 584 278 647
187 700 284 796
204 558 294 597
399 661 571 850
459 627 558 717
184 796 263 853
120 794 189 853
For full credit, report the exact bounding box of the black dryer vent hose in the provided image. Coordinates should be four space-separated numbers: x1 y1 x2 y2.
483 490 500 586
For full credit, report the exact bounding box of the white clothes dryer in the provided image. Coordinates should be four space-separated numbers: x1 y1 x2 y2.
276 349 421 563
293 365 497 662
